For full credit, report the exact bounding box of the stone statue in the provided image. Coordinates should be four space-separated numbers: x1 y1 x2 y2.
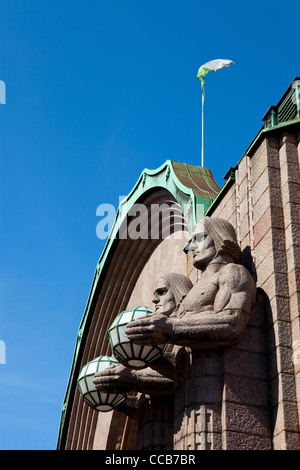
93 273 193 396
94 216 256 398
125 216 256 349
93 216 258 450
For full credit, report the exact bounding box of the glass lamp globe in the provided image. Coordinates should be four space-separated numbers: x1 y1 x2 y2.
108 306 166 369
77 355 126 412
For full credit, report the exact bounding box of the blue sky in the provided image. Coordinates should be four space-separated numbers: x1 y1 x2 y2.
0 0 299 450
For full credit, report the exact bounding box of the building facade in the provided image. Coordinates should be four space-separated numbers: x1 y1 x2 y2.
57 78 300 450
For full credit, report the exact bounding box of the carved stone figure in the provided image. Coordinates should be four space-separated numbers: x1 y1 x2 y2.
94 216 256 397
152 272 193 317
93 216 257 450
93 273 193 396
125 216 256 349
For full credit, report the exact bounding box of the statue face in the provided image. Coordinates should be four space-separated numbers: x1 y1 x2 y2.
188 230 217 270
152 278 176 316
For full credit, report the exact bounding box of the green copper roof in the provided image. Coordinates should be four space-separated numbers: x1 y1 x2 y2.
57 159 220 449
107 160 220 241
262 77 300 129
244 77 300 158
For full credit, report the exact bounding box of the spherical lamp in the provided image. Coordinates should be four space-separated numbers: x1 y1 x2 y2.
77 355 126 412
108 306 166 369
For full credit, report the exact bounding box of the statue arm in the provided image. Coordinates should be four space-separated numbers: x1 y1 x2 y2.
126 265 256 348
164 307 249 348
93 362 174 396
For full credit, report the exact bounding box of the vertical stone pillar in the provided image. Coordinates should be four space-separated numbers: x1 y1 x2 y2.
217 152 272 449
173 326 272 450
222 293 272 449
296 131 300 425
136 395 174 450
278 133 300 448
174 348 223 450
235 154 256 276
251 135 300 449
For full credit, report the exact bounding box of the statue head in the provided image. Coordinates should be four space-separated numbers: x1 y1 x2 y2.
152 273 193 316
186 216 241 270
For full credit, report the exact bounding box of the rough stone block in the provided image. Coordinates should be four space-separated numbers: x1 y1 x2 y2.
237 155 248 181
266 137 280 163
252 166 281 207
290 291 300 322
253 186 283 224
260 272 289 301
223 373 269 407
268 345 295 379
240 234 251 254
270 372 297 404
239 213 249 241
273 430 300 450
174 405 223 450
280 132 298 146
265 295 291 324
222 402 271 436
283 202 300 227
251 138 280 185
281 181 300 207
251 147 268 184
268 320 293 350
223 431 272 450
238 175 249 204
212 186 236 220
286 245 300 273
227 213 237 233
233 324 266 353
272 400 299 435
254 227 286 267
183 376 223 406
191 350 223 377
253 206 284 245
284 222 300 251
279 135 299 163
288 267 300 296
256 250 287 286
280 160 300 186
295 371 300 404
248 296 266 327
223 349 268 380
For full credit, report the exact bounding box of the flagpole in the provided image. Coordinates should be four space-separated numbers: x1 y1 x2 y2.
197 58 234 169
201 88 204 167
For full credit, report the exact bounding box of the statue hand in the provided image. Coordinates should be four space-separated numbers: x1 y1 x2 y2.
93 363 136 393
125 313 173 345
93 362 174 396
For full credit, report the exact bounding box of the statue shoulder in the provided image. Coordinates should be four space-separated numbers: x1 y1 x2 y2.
220 263 256 292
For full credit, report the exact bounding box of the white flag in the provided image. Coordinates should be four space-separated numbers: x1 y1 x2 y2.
197 59 234 91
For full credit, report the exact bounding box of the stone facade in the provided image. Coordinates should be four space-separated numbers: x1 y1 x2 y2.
197 129 300 450
57 83 300 451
